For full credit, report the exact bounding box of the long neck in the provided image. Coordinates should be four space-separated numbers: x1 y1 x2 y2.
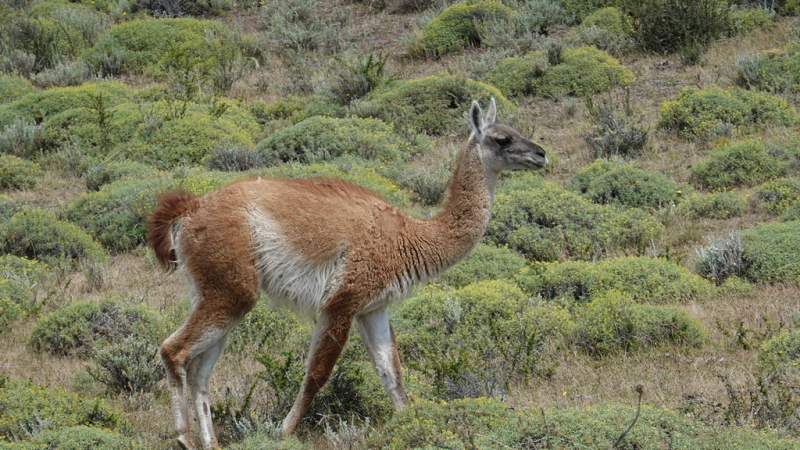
406 137 499 277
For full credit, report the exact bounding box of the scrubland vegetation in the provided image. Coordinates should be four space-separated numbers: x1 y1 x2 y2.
4 0 800 448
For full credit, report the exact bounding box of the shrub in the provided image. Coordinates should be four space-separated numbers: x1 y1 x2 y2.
580 6 632 34
690 139 785 190
742 221 800 283
251 94 342 126
758 329 800 372
571 290 705 356
517 256 712 304
2 16 88 73
355 74 512 136
677 191 747 219
764 135 800 171
88 335 165 395
0 155 44 191
440 243 527 288
0 75 36 104
326 52 391 105
779 200 800 222
421 1 514 57
0 196 23 223
629 0 731 55
261 0 325 54
729 6 774 35
0 256 50 333
695 231 749 284
571 159 687 209
581 94 649 157
569 24 635 57
256 116 424 165
393 281 554 399
82 160 159 191
65 170 238 252
267 163 410 207
0 119 45 160
0 379 127 441
754 178 800 215
735 45 800 94
29 300 171 357
386 162 451 206
0 209 106 266
483 46 633 99
659 86 799 139
206 145 268 172
18 425 140 450
29 60 92 89
486 182 663 262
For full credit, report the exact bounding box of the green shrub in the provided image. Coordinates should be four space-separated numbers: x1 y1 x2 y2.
64 170 238 252
629 0 730 55
779 200 800 222
486 182 663 262
571 290 705 356
0 155 44 190
356 74 513 136
690 139 785 190
267 163 409 207
0 119 45 160
517 256 712 304
251 94 342 126
393 280 554 399
29 300 171 356
0 256 50 333
0 81 133 129
2 16 89 73
677 191 746 219
571 159 687 209
659 86 799 139
580 6 632 34
759 329 800 372
729 6 774 35
0 75 36 104
421 1 514 57
742 221 800 283
0 379 127 442
754 178 800 215
695 231 749 284
0 196 23 223
256 116 425 165
82 160 159 191
88 335 165 394
736 45 800 94
440 243 527 288
483 46 633 98
581 94 649 158
0 209 106 266
206 145 268 172
15 425 140 450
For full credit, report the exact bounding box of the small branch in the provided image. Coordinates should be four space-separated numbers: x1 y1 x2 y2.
613 384 644 449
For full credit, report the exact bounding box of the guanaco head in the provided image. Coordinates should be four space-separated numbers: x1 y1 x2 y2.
470 98 548 172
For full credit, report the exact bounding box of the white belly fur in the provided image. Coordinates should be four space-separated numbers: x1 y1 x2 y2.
248 208 343 318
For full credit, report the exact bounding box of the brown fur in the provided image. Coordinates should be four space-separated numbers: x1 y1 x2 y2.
147 189 200 271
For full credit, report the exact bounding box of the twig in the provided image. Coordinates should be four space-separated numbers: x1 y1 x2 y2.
613 385 644 449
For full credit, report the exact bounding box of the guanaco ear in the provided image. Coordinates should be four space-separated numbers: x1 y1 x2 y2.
485 98 496 125
470 100 483 138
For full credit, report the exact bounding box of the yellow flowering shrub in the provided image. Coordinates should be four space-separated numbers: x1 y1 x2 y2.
758 329 800 372
421 1 514 57
754 178 800 215
741 221 800 283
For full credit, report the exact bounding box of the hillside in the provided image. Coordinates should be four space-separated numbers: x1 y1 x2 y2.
3 0 800 448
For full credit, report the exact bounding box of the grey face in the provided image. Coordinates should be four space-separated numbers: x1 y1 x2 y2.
481 123 547 171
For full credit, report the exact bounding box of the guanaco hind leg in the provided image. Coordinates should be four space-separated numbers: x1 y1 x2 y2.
356 309 408 409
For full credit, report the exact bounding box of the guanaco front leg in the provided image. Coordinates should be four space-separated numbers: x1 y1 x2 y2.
282 306 354 434
356 308 408 409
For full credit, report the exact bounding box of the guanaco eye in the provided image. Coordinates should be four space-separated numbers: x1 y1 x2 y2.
495 135 511 145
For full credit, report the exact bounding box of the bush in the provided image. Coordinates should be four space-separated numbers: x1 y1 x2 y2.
355 74 513 136
82 160 159 191
759 329 800 372
16 425 140 450
571 290 705 356
206 145 268 172
29 60 92 89
690 139 785 190
517 255 712 304
0 155 44 190
393 281 554 399
581 95 649 157
29 300 171 357
251 94 343 126
729 6 774 35
483 46 633 99
779 200 800 221
629 0 731 55
580 6 632 34
0 256 50 333
569 24 635 57
0 119 45 160
571 159 687 209
0 196 23 223
0 75 36 104
88 335 165 395
326 52 391 105
0 379 127 442
659 86 799 139
421 1 514 57
736 45 800 94
754 178 800 215
678 191 747 219
486 182 663 262
1 16 89 73
439 243 527 288
742 221 800 283
0 209 106 267
257 116 425 165
695 231 749 284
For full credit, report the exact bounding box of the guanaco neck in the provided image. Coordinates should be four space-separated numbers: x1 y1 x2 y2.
406 136 499 277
